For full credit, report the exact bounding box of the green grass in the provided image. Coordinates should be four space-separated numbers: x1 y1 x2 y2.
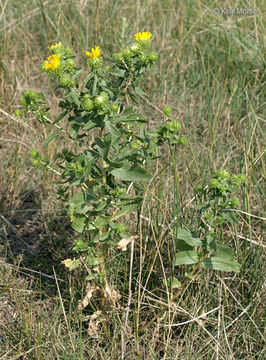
0 0 265 359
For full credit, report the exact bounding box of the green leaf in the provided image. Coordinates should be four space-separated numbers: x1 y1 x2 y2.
62 259 81 271
122 106 134 116
94 216 109 230
85 255 104 266
194 201 210 212
43 129 60 147
95 138 109 159
53 110 67 123
105 121 121 145
134 86 146 96
83 120 97 130
116 113 146 123
110 166 151 182
172 277 182 288
128 91 140 104
112 202 140 219
68 88 80 106
175 240 193 252
71 215 86 233
69 123 80 139
72 68 83 79
221 210 238 225
86 272 103 281
216 243 235 261
109 68 126 77
176 228 202 246
203 257 240 273
175 250 199 266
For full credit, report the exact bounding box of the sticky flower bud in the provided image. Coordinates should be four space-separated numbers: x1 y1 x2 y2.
216 170 230 180
209 179 219 188
110 103 119 113
24 90 37 101
59 75 75 87
83 94 91 100
139 54 149 66
148 52 158 63
19 96 27 107
121 49 132 60
64 47 73 57
113 53 124 63
165 119 181 132
82 99 94 111
30 149 39 159
94 92 109 109
88 57 103 69
65 59 75 70
231 198 239 208
178 136 187 145
130 43 141 54
15 109 23 117
163 106 172 117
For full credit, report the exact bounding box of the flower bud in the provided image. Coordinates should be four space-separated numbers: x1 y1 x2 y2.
238 174 246 183
64 47 73 57
88 57 103 69
65 58 75 70
82 99 94 111
231 198 239 208
139 54 149 66
110 103 119 113
30 149 39 159
195 185 203 192
121 49 132 60
83 94 91 100
130 43 141 54
148 52 158 63
216 170 230 180
178 136 187 145
15 109 23 117
165 119 181 132
24 90 37 101
59 75 75 87
19 96 27 107
113 53 124 63
209 179 219 188
94 92 109 109
163 106 172 117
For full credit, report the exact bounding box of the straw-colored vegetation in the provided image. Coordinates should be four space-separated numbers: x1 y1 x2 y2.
0 1 265 359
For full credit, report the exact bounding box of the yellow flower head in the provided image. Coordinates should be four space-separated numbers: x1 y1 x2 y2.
134 32 152 42
49 42 63 49
44 54 60 70
86 46 103 59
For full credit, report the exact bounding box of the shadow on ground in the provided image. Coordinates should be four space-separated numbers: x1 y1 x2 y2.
0 189 74 287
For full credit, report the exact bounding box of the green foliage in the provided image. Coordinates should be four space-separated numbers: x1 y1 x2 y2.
18 38 177 286
174 170 245 274
19 38 244 308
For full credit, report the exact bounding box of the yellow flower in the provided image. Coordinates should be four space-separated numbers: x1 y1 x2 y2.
49 42 63 49
134 32 152 41
44 54 60 70
86 46 103 59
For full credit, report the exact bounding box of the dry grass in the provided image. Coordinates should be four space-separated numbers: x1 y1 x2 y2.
0 0 265 358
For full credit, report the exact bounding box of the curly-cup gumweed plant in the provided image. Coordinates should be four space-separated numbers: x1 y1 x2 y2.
17 32 245 308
